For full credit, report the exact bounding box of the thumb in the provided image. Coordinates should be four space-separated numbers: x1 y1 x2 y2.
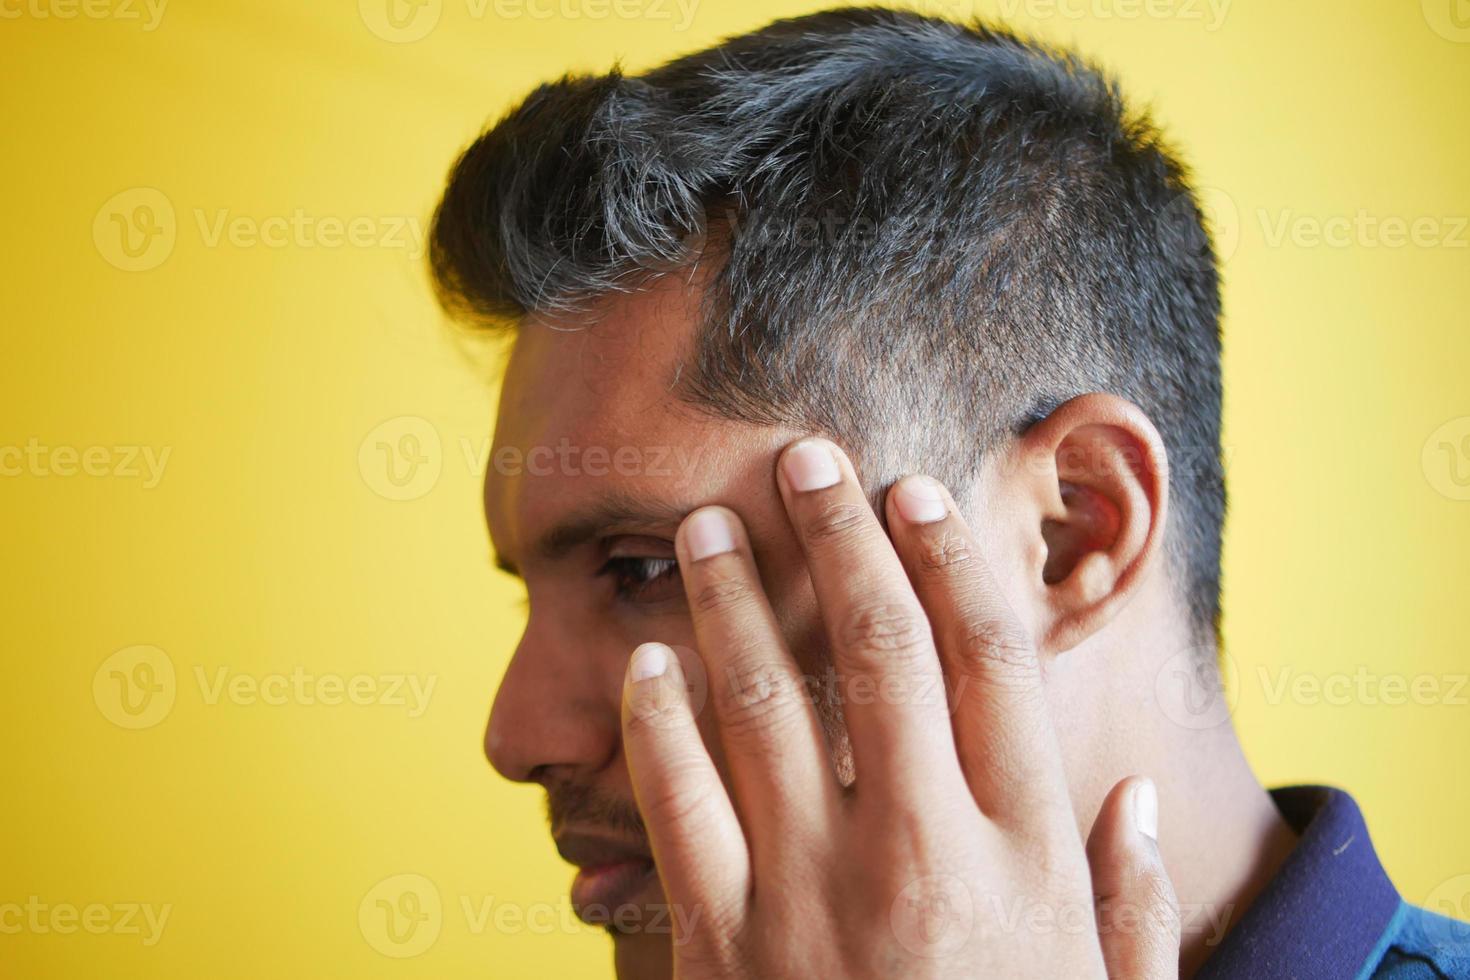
1086 776 1181 980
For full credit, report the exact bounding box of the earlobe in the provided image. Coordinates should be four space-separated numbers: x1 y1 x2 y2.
1014 394 1169 654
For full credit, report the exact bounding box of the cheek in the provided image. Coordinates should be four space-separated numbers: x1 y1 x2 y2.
515 596 704 730
534 572 699 653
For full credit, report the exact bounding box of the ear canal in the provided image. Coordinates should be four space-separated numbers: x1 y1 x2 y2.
1041 481 1122 585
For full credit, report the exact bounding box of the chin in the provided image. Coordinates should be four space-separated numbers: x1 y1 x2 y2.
576 872 678 980
610 908 674 980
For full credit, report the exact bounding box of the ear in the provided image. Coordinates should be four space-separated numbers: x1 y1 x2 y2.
1004 393 1169 655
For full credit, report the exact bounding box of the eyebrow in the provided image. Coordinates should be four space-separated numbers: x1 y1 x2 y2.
493 491 691 577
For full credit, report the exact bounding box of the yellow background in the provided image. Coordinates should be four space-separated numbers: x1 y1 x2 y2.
2 1 1467 976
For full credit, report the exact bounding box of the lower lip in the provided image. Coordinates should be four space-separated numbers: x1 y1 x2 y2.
570 860 657 923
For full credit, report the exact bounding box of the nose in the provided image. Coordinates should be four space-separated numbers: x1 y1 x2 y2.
485 611 623 784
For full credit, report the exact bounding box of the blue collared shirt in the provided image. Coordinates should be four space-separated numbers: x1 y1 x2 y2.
1197 786 1470 979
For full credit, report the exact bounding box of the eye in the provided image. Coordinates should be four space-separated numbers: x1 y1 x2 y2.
598 538 682 604
600 556 682 603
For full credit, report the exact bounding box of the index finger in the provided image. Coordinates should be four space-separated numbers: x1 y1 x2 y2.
775 438 964 802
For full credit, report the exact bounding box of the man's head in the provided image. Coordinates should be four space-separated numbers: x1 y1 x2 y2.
431 7 1222 975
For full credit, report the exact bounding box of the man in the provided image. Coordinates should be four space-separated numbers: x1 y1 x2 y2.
428 8 1470 977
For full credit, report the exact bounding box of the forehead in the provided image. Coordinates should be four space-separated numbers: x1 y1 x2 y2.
485 277 786 561
498 278 699 450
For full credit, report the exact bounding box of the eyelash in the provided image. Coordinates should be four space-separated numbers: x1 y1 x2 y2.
599 555 681 602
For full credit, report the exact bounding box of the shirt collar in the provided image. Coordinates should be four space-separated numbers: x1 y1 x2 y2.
1197 786 1401 980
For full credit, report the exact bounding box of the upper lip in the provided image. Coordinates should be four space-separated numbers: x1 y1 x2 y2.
554 831 652 870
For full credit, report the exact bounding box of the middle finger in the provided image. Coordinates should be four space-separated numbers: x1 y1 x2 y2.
775 438 964 800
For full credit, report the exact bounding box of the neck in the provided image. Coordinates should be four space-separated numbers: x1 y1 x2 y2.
1154 720 1298 976
1048 619 1299 977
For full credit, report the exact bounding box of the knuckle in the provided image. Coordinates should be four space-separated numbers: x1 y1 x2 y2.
1099 866 1181 953
915 527 974 575
691 574 755 615
680 903 762 976
713 657 806 740
1141 868 1182 928
1088 835 1182 952
802 499 870 545
955 617 1037 678
839 601 932 666
624 692 688 738
673 922 743 974
636 764 717 829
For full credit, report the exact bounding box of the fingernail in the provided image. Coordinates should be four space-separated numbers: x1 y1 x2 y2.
685 508 736 560
782 440 841 492
893 476 948 524
1135 779 1159 841
630 642 671 682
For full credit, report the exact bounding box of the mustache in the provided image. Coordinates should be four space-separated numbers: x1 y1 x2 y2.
545 780 647 842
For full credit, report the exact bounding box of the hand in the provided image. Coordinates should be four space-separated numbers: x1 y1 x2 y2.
620 438 1181 978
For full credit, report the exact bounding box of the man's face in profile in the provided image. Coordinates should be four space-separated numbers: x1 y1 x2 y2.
481 276 925 975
